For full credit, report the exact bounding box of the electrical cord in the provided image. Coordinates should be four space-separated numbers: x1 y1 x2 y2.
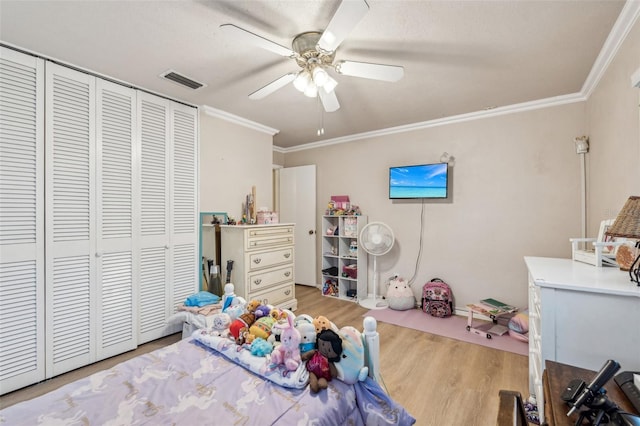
407 199 425 287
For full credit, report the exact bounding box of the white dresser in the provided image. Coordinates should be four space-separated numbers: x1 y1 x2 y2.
525 256 640 423
220 224 297 311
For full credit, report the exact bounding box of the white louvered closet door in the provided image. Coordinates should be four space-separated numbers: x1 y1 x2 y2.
137 93 198 343
137 92 171 343
95 79 137 360
0 47 45 395
170 104 198 317
45 63 96 377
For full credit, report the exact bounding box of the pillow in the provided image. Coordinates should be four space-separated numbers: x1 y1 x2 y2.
507 310 529 342
184 291 220 307
192 329 309 389
508 310 529 334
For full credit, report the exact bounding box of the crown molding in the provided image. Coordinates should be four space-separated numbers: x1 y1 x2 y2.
581 0 640 98
278 92 586 153
201 105 279 136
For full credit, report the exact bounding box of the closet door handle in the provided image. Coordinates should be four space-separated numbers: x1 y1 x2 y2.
95 252 102 258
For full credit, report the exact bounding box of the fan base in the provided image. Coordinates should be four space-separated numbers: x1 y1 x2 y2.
359 297 389 310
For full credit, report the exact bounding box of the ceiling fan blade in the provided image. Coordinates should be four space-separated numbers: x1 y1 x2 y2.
317 0 369 53
318 87 340 112
335 60 404 82
220 24 295 57
249 73 296 100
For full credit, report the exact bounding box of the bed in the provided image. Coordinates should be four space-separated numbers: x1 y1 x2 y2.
0 308 415 425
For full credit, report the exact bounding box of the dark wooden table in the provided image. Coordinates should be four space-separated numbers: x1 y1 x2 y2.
543 360 638 426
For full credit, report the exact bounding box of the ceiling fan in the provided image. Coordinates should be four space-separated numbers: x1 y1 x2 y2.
220 0 404 113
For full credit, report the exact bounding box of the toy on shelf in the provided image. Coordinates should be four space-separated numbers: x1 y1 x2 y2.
322 278 339 297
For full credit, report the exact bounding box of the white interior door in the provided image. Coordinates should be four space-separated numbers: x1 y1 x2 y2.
278 165 316 286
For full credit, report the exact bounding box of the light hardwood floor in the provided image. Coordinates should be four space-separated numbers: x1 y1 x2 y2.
0 285 529 425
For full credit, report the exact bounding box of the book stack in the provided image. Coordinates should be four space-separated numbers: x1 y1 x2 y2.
480 298 517 313
467 298 517 317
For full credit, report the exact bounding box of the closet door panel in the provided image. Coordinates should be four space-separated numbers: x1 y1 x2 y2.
170 105 198 312
95 80 137 360
0 47 45 395
137 93 171 343
45 62 96 377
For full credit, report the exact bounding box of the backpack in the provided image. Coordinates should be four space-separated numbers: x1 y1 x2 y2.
421 278 453 318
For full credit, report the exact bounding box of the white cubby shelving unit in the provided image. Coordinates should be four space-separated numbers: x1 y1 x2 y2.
321 215 368 303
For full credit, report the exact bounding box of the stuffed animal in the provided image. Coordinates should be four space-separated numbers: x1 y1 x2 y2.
250 337 273 357
267 324 283 347
221 283 235 311
254 304 271 319
386 277 416 311
223 296 246 321
302 329 342 393
249 314 276 340
313 315 337 334
269 314 301 371
334 326 368 384
268 309 295 347
297 321 317 354
229 311 256 344
245 300 262 315
209 313 231 337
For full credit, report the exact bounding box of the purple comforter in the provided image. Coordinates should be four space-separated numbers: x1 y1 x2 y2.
0 338 415 425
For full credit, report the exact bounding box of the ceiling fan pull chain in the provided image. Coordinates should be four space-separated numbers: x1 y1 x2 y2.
317 96 325 136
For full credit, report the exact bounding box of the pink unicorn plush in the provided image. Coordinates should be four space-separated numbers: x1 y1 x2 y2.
270 314 301 371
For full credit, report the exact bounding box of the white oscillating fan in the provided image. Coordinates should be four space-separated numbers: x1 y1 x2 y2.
359 222 395 310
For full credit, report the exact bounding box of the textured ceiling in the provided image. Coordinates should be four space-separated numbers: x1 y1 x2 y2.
0 0 627 149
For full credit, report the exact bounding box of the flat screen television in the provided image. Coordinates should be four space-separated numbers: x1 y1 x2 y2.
389 162 448 199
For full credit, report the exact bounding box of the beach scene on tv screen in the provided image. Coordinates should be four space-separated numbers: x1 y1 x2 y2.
390 163 447 198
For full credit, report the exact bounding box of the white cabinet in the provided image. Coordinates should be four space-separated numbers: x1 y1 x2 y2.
525 256 640 424
220 224 297 311
321 215 368 302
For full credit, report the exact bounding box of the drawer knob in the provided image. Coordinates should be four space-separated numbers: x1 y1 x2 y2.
253 258 262 264
285 290 291 295
284 253 291 258
284 271 291 277
254 278 262 285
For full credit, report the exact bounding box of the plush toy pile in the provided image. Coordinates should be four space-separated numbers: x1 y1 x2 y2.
196 294 369 393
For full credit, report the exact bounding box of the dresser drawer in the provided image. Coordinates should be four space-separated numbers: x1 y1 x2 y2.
248 265 294 292
250 283 295 307
246 226 294 250
247 247 293 271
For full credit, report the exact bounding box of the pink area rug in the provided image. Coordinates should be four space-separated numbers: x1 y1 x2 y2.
365 308 528 356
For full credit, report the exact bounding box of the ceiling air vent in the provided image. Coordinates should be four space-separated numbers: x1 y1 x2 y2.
160 70 206 90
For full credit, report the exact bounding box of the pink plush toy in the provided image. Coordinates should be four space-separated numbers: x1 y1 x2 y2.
270 314 301 371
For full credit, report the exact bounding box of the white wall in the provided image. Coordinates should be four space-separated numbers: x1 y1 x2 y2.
284 103 586 309
586 19 640 230
199 111 274 221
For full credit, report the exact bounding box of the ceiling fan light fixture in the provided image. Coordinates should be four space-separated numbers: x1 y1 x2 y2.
304 83 318 98
312 66 329 87
293 70 311 92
